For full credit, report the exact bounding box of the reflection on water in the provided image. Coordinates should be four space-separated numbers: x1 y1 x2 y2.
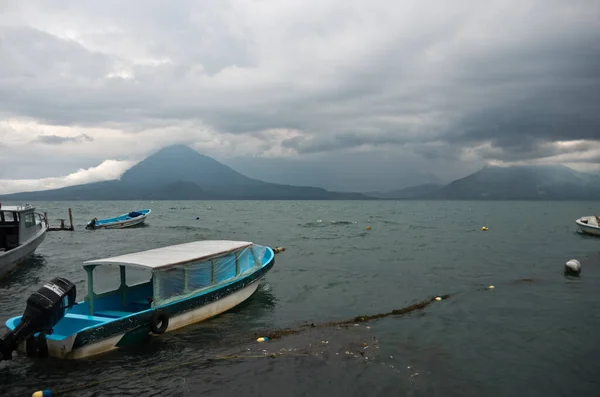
2 200 600 397
0 254 46 288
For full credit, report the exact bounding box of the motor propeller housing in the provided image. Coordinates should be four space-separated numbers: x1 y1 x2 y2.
0 277 76 361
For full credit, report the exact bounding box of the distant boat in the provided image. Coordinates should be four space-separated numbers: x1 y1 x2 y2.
85 209 151 230
0 203 49 278
575 215 600 236
2 240 281 360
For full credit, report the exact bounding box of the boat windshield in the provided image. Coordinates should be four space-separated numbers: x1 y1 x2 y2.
93 265 152 294
152 244 267 306
0 211 20 252
1 211 16 223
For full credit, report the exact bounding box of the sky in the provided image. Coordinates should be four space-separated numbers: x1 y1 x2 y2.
0 0 599 194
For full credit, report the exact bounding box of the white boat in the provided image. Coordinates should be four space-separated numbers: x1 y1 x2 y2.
0 203 48 278
3 240 282 360
575 215 600 236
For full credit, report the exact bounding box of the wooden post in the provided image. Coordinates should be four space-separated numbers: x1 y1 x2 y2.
68 208 74 230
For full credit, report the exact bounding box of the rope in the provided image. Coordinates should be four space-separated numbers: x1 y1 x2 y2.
258 294 453 340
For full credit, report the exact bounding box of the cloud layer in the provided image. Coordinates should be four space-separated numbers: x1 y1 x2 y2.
0 0 598 192
33 133 94 145
0 159 135 194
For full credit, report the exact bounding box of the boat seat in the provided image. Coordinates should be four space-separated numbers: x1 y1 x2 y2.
66 313 113 321
130 299 152 308
94 310 133 318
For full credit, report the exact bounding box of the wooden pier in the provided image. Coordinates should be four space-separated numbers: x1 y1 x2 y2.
46 208 75 231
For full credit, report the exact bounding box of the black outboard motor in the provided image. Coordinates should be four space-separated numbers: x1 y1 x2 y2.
86 217 97 230
0 277 76 361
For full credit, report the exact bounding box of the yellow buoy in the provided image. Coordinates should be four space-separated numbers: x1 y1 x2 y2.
256 337 269 343
481 226 488 231
32 390 52 397
488 285 495 289
366 225 371 231
435 296 442 301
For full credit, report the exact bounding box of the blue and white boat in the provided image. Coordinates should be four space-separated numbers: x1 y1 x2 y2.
4 240 279 359
85 209 151 230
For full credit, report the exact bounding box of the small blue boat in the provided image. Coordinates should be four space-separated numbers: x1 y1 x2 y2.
86 209 151 230
2 240 282 360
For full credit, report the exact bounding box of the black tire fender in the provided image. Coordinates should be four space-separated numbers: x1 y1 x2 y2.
149 310 169 335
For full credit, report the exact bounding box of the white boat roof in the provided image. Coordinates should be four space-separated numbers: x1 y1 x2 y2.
83 240 254 270
0 204 35 212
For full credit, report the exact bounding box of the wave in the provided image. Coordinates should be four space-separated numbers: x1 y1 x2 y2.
301 220 358 228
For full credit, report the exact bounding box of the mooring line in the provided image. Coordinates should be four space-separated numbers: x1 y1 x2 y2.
258 293 454 341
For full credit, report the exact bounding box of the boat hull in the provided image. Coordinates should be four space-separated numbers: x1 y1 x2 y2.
12 253 274 359
95 215 148 229
0 222 48 278
576 217 600 236
66 279 262 359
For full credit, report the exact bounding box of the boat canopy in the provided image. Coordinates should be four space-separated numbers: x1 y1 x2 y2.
83 240 254 270
83 240 268 306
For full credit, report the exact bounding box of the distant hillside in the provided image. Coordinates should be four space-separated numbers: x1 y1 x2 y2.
423 165 600 200
0 145 368 200
367 183 443 199
3 148 598 201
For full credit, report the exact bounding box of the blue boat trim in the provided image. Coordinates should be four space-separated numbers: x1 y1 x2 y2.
71 254 275 349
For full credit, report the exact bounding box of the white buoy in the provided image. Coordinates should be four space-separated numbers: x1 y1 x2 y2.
565 259 581 275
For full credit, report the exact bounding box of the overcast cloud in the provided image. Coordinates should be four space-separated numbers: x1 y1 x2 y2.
0 0 599 193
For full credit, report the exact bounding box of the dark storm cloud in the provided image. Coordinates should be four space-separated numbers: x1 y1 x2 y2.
1 0 599 186
281 130 429 154
33 134 94 145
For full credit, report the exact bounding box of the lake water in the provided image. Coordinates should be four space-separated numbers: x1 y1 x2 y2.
1 200 599 396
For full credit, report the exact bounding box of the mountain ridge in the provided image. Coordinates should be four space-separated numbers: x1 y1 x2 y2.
420 164 600 200
0 145 368 200
2 146 599 200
